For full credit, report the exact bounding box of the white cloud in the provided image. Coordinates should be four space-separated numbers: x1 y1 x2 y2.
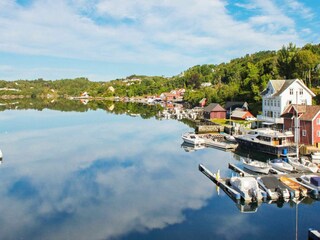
0 0 317 80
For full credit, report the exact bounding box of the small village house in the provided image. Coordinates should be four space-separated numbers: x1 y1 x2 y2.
281 104 320 147
225 101 249 119
258 79 315 124
230 108 255 121
203 103 226 120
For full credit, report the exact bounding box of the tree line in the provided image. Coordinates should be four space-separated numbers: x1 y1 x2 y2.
0 43 320 109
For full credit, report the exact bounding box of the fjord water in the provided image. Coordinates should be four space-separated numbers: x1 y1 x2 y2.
0 106 319 240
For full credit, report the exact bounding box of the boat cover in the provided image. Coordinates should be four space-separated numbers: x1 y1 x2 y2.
261 176 286 190
311 177 320 187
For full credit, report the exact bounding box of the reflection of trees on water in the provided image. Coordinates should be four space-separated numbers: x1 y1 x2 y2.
0 99 163 119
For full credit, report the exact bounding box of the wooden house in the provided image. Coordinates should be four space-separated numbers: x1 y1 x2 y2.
231 108 255 120
203 103 226 120
281 104 320 146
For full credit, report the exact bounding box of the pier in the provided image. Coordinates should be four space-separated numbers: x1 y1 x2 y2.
199 163 320 205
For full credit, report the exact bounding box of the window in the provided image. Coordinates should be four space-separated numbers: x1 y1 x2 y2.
317 118 320 125
290 88 294 95
264 99 266 106
299 88 303 95
271 100 273 106
318 131 320 137
302 130 306 136
277 100 280 107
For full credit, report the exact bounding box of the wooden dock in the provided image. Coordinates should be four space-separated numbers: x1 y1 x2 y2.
199 163 320 204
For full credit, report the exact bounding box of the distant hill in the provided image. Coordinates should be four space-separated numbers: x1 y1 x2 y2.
1 43 320 110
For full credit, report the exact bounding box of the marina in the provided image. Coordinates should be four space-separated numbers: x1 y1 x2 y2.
200 161 320 204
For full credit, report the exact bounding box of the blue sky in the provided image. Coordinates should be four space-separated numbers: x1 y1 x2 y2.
0 0 319 81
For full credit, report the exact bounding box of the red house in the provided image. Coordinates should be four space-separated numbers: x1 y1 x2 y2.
281 104 320 146
203 103 226 120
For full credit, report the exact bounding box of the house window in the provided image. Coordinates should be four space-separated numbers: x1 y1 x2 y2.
302 130 306 136
271 100 273 106
290 88 294 95
299 89 303 95
289 128 292 132
318 131 320 137
264 99 266 106
317 118 320 125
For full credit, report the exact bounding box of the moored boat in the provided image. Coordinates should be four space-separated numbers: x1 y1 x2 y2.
257 176 291 200
298 174 320 192
268 158 294 172
234 128 296 156
311 152 320 164
181 132 205 145
224 135 237 143
279 176 308 198
287 156 318 173
229 176 266 202
242 158 271 174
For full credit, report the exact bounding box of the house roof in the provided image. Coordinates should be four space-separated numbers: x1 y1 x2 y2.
231 109 253 119
281 104 320 121
204 103 226 112
261 79 315 97
225 101 248 111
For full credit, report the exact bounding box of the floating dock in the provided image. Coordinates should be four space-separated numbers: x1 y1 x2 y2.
200 163 320 204
199 164 241 200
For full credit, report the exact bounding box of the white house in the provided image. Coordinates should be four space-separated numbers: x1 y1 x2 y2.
257 79 315 124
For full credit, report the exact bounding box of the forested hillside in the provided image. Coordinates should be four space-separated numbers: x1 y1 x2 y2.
1 43 320 108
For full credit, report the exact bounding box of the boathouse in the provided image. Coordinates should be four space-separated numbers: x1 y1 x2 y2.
281 104 320 146
203 103 226 120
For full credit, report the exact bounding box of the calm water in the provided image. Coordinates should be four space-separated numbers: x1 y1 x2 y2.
0 107 319 240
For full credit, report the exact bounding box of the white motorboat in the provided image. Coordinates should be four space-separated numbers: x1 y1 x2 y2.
229 176 266 202
268 158 294 172
224 135 237 143
299 174 320 191
257 176 291 200
311 152 320 163
181 133 205 145
242 158 271 174
287 156 318 173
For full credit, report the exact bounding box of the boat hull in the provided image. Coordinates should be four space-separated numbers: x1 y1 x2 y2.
243 162 271 174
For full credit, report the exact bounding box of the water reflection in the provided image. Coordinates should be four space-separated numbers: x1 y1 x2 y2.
0 109 222 240
0 107 319 240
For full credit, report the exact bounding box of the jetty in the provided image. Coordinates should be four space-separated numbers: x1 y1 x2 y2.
199 163 320 206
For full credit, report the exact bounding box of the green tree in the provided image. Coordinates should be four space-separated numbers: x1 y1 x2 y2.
277 43 298 79
292 49 319 87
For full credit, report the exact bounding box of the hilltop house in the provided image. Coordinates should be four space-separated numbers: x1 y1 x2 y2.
203 103 226 120
257 79 315 124
281 104 320 147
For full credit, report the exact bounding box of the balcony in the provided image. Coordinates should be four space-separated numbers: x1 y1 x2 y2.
257 115 284 124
